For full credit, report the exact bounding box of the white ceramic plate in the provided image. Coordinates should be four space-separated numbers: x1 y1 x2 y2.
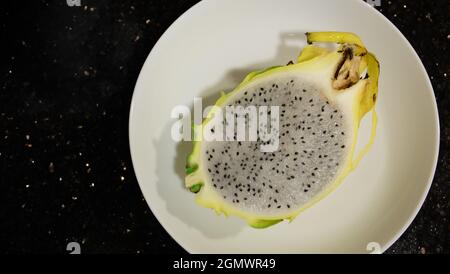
129 0 439 253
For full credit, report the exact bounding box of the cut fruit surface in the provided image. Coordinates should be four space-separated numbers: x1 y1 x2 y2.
185 32 379 228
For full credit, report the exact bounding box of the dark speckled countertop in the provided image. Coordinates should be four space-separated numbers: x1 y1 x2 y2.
0 0 448 254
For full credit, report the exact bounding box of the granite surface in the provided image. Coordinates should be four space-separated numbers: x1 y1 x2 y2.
0 0 448 254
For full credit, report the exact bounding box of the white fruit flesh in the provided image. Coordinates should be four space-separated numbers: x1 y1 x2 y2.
200 70 362 216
